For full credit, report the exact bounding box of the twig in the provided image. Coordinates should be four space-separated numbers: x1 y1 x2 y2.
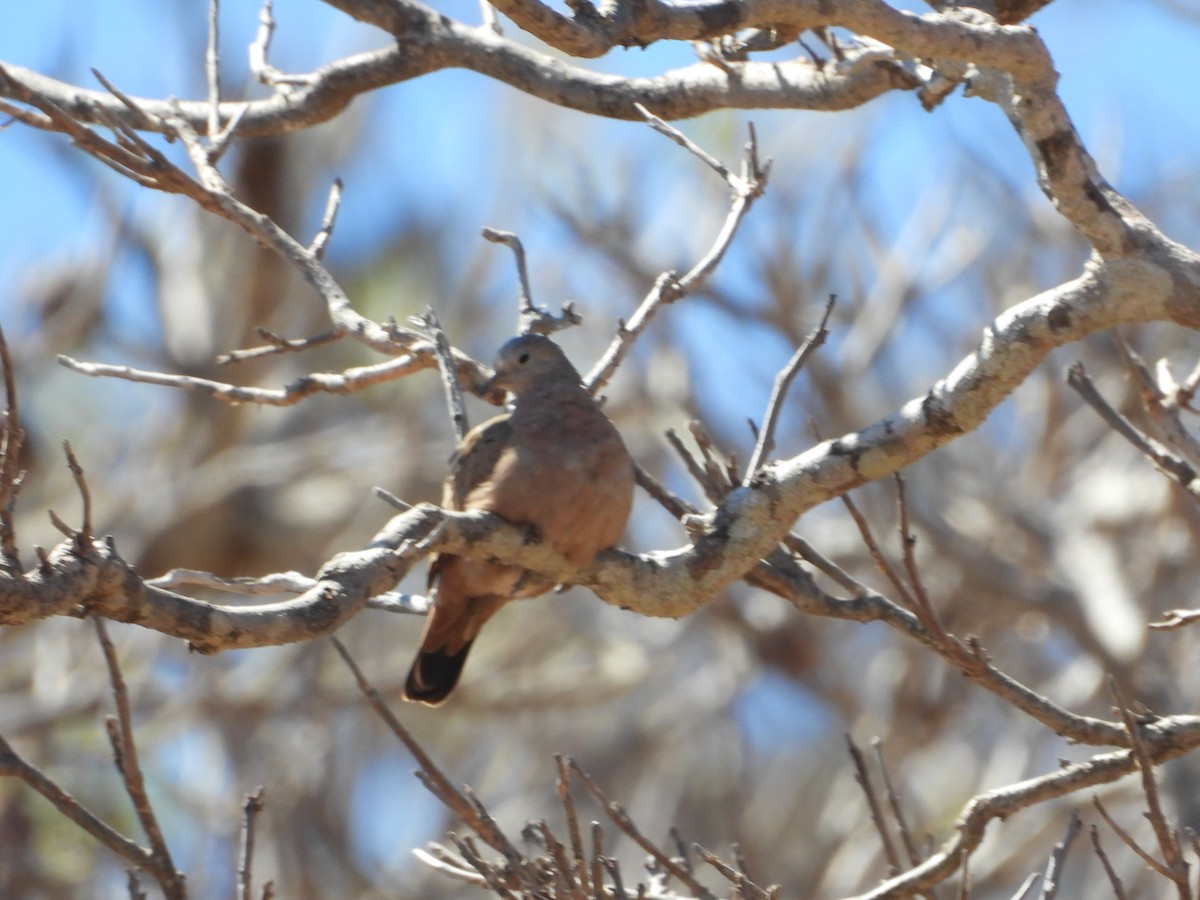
412 846 489 886
206 0 221 141
327 636 504 852
412 308 468 441
0 325 25 571
14 64 410 356
1089 824 1128 900
1010 872 1040 900
1109 679 1190 896
0 732 152 870
238 787 266 900
482 227 581 336
1151 608 1200 630
1091 795 1172 878
249 0 282 86
566 758 716 900
634 103 733 182
1066 362 1200 498
693 843 771 900
1037 809 1081 900
585 116 770 394
364 591 431 615
590 821 605 900
556 754 591 894
872 738 923 869
841 490 912 607
743 294 835 482
847 735 902 875
60 352 433 405
462 784 538 883
146 568 316 594
451 834 518 898
61 440 93 549
309 178 343 259
217 327 342 365
895 474 949 642
93 617 186 898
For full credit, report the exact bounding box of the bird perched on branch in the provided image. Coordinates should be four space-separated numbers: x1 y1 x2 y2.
404 333 635 706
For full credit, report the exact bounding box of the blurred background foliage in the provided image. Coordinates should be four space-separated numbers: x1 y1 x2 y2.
4 0 1200 897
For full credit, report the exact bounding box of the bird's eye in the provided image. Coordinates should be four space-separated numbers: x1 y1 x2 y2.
518 353 530 364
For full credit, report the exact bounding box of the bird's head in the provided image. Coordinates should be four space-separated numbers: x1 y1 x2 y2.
484 333 582 397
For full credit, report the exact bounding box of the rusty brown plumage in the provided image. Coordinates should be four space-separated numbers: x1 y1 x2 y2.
403 334 635 706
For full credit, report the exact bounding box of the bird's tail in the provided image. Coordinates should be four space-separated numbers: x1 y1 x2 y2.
403 642 475 706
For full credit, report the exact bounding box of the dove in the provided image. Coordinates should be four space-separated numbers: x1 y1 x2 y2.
403 334 635 705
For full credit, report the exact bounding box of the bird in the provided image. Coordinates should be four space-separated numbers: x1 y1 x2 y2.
403 333 635 706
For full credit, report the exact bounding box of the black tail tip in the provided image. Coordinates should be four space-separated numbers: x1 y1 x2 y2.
403 643 473 706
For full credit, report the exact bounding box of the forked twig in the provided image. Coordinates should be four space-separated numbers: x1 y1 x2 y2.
566 757 717 900
482 228 581 336
847 734 901 875
93 617 186 898
1109 679 1190 896
585 112 770 394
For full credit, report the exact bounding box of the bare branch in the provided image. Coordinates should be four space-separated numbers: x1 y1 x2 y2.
309 178 344 260
847 734 902 875
1110 678 1190 896
216 328 343 366
328 636 506 853
205 0 221 143
238 787 267 900
93 618 186 899
482 228 581 336
0 326 25 571
0 732 153 872
567 758 718 900
412 308 469 441
585 117 769 394
146 568 317 595
743 295 835 482
1038 810 1082 900
58 352 443 406
1089 823 1128 900
1066 361 1200 498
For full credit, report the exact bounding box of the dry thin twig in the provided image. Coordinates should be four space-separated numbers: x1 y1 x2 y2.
743 294 836 482
0 732 152 871
1110 679 1191 897
328 636 503 852
308 177 344 260
872 738 923 871
238 787 267 900
94 617 186 899
0 326 26 571
412 308 469 442
1066 361 1200 498
1091 796 1173 878
482 227 581 336
1089 823 1128 900
1037 809 1082 900
567 757 717 900
585 112 770 394
847 734 902 875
